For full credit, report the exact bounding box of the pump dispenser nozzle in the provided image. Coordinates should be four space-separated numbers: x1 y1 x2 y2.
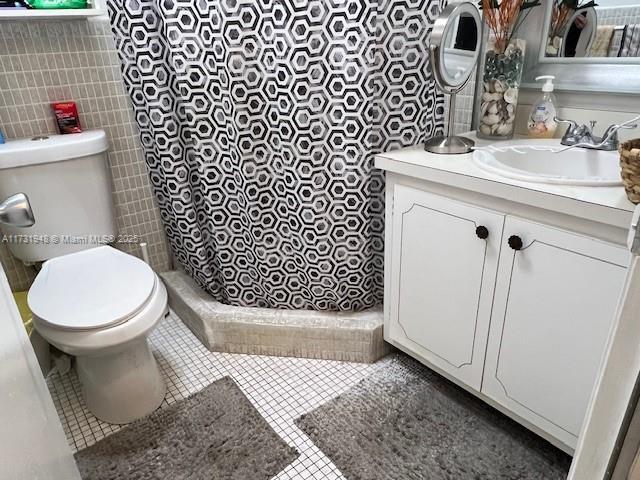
535 75 555 93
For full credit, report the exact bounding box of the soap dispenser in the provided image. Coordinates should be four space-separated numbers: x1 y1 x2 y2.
527 75 558 139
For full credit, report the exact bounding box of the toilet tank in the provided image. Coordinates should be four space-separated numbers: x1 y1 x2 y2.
0 130 117 263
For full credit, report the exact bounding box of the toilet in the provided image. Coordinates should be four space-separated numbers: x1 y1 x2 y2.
0 130 167 424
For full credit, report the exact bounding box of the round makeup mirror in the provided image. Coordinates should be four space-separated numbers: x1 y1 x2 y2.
425 2 482 154
561 7 597 57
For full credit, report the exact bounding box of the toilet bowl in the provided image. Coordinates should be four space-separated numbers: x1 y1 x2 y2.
29 246 168 424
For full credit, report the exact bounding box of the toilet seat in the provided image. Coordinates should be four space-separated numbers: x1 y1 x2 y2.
28 248 169 424
28 246 156 331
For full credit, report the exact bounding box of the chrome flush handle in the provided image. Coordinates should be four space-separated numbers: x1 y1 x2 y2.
0 193 35 227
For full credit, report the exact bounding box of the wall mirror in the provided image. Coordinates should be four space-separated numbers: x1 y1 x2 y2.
425 2 482 154
545 0 640 59
521 0 640 93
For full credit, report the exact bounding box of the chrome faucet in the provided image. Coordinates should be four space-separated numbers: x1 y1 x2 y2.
556 115 640 151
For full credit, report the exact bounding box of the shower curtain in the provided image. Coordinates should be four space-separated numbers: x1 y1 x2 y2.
108 0 444 310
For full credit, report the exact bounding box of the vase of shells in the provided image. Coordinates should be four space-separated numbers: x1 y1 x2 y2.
477 38 526 139
477 0 540 140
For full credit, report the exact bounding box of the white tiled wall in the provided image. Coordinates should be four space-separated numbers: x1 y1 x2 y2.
0 18 170 291
597 5 640 26
444 74 476 135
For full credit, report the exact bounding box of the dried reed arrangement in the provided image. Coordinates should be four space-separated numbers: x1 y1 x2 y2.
478 0 541 53
549 0 597 38
550 2 572 37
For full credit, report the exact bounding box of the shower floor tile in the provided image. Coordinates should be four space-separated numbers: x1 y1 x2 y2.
46 311 373 480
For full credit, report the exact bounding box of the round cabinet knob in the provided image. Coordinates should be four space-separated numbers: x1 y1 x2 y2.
475 225 489 239
508 235 523 251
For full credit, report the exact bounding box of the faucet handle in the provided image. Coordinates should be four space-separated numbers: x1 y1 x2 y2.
556 116 585 147
555 117 582 137
555 116 578 129
589 120 597 132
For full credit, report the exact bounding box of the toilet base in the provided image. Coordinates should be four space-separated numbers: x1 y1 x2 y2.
76 337 166 424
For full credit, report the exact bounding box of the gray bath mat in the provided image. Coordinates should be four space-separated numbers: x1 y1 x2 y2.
296 354 572 480
75 376 298 480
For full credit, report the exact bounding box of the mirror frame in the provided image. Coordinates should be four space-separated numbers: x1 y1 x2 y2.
431 2 482 93
521 0 640 94
425 1 482 154
559 7 597 57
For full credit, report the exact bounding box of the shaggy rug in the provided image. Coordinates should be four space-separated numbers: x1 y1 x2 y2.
296 354 572 480
75 376 298 480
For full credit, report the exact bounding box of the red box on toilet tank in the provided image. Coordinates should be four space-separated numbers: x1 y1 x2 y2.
52 101 82 134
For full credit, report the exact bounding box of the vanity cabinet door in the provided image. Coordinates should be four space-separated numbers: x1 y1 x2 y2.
387 185 504 391
482 216 629 450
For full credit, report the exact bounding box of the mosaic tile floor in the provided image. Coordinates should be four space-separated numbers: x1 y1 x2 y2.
46 311 374 480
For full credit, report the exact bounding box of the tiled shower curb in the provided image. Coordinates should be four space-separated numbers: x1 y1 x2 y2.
160 270 391 363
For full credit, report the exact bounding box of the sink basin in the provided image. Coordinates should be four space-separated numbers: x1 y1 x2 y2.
473 139 622 186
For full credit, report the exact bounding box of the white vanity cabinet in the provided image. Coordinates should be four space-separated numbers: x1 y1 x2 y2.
388 185 504 390
382 172 631 452
482 216 628 449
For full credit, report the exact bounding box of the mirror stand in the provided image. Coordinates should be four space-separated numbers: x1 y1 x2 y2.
424 2 481 155
425 83 476 154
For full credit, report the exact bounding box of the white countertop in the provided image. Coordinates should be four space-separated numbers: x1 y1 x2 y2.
375 134 636 230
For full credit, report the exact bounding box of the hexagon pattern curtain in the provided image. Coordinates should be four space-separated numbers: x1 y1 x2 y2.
108 0 444 310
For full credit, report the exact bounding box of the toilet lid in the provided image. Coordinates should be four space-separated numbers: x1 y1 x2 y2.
28 246 156 331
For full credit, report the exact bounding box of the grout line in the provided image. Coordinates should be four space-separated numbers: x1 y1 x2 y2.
45 310 371 480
